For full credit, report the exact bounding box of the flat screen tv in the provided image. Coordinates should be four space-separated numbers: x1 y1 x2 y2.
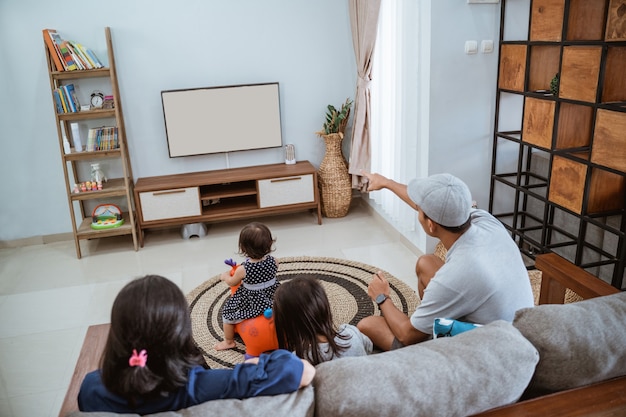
161 82 283 157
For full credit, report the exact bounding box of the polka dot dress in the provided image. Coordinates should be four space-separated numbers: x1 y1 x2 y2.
221 255 279 323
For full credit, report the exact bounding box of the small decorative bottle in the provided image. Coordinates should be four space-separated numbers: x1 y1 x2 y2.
62 136 71 154
90 163 107 184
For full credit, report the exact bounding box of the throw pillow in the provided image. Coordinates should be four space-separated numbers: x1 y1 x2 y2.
314 321 538 417
513 291 626 396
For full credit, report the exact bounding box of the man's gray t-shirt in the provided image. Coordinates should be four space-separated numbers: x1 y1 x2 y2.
410 209 534 334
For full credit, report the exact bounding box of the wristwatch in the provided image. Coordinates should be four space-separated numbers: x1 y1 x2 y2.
375 293 388 306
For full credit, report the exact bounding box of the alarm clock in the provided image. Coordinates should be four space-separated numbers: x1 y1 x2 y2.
90 91 105 109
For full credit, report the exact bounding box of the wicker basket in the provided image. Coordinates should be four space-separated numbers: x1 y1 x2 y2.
318 133 352 217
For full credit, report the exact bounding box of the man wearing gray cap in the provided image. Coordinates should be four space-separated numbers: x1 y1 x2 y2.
357 172 534 351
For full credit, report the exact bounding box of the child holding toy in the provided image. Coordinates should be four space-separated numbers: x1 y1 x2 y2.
273 276 373 365
78 275 315 414
216 222 280 351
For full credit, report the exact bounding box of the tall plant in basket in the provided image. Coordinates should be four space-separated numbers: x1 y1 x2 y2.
316 98 353 218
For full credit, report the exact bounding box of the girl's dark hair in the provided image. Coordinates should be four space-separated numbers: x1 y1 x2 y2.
100 275 204 405
238 222 276 259
273 276 348 365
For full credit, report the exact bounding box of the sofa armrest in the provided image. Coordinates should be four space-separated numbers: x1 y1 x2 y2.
59 323 110 417
471 375 626 416
534 253 620 304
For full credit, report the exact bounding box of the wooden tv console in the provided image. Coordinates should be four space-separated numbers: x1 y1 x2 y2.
134 160 322 246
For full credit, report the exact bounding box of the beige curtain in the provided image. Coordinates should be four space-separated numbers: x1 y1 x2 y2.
348 0 382 190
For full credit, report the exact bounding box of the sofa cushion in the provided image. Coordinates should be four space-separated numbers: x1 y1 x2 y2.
313 320 538 417
513 291 626 396
66 384 314 417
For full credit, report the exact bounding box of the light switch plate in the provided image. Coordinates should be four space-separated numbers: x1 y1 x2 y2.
481 40 494 53
465 40 478 54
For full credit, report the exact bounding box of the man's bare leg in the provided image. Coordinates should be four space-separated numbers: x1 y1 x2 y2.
357 316 396 351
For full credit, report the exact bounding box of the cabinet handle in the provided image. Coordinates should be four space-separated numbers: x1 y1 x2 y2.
152 189 187 196
271 177 301 183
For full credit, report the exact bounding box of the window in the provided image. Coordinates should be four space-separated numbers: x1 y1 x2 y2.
370 0 421 234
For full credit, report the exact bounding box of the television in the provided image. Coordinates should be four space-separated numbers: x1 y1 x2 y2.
161 82 283 157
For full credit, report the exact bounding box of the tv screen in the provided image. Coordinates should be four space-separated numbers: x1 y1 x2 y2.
161 82 283 157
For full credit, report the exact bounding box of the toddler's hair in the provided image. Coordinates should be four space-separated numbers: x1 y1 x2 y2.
273 276 348 365
238 222 276 259
100 275 204 404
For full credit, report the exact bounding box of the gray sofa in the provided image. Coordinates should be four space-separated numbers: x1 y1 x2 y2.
66 254 626 417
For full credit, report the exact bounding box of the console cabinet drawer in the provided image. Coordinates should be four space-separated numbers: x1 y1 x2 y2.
139 187 201 221
258 174 314 208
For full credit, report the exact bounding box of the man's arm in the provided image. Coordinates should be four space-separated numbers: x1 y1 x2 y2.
378 299 430 346
361 172 417 210
368 273 430 346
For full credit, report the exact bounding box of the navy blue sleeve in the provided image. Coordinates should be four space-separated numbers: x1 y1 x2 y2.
78 350 304 413
192 349 303 402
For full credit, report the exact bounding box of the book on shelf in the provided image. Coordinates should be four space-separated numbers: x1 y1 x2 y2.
53 84 80 113
62 85 75 112
52 89 64 113
48 29 76 71
56 87 69 112
86 126 119 151
66 83 80 111
78 43 104 68
58 40 78 71
68 41 91 69
64 41 86 70
42 29 64 72
41 28 105 72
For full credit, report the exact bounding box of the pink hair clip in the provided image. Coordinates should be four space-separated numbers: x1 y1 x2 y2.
128 349 148 367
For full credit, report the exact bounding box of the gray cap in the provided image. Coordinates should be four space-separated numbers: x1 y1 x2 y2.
407 174 472 227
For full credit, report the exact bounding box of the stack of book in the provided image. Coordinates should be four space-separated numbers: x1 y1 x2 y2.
43 28 104 72
53 83 81 113
86 127 119 151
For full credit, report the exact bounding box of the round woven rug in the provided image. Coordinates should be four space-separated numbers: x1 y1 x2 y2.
186 256 420 369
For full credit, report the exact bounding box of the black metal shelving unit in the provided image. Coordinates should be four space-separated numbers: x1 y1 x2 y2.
489 0 626 290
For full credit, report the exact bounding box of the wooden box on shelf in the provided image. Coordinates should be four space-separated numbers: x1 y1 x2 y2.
528 45 560 92
601 46 626 103
522 97 555 149
549 156 626 214
555 103 593 149
591 109 626 173
498 44 527 92
559 46 602 102
530 0 565 41
549 156 586 213
606 0 626 41
566 0 608 41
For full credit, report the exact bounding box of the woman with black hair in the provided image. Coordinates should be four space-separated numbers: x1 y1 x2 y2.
78 275 315 414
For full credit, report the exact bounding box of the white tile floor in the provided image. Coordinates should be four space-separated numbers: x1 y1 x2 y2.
0 201 422 417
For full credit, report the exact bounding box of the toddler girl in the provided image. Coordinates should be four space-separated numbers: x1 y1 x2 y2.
273 275 373 365
216 222 280 351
